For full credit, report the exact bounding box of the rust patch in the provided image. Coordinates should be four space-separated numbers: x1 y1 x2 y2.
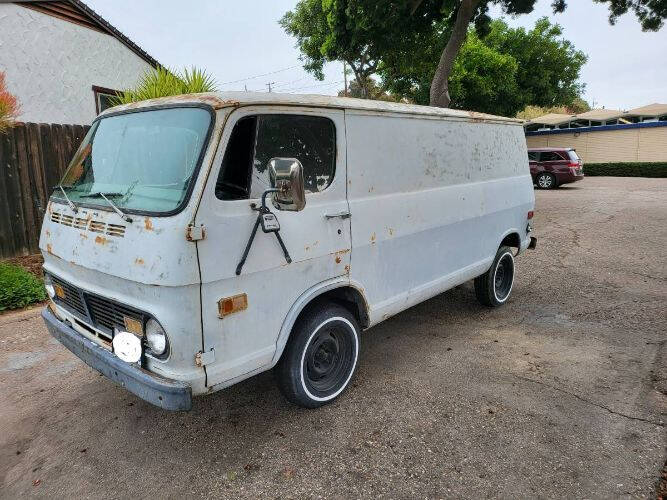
45 230 50 238
79 232 87 239
144 217 154 231
335 256 341 264
134 258 145 265
95 235 108 245
344 265 350 273
370 232 376 243
46 243 53 255
387 227 394 236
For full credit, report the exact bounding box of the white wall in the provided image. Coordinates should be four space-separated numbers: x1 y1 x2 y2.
0 3 153 125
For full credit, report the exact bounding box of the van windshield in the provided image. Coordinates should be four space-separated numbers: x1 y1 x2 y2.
53 107 212 214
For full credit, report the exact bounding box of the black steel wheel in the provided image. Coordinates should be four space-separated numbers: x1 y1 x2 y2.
475 246 515 307
275 301 360 408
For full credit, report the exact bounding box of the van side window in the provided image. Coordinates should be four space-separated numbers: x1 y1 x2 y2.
251 115 336 198
215 114 336 201
216 116 257 200
540 151 563 161
528 152 538 161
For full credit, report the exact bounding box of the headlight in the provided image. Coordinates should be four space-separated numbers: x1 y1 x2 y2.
44 274 55 298
145 318 168 357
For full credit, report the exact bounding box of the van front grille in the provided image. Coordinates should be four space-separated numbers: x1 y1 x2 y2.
51 275 87 316
50 211 126 238
85 295 144 335
48 274 145 338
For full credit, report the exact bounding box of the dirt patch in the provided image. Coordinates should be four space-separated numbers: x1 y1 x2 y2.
3 254 44 278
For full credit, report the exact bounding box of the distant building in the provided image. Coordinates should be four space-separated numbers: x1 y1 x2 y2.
0 0 159 125
524 104 667 163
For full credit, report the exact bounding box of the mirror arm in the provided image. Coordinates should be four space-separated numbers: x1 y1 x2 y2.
236 188 292 276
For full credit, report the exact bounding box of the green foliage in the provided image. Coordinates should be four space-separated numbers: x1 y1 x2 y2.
583 162 667 178
0 262 46 311
113 67 218 105
447 32 519 116
280 0 444 96
380 17 587 116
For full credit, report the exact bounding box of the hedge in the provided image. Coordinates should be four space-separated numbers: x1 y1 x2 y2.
584 162 667 178
0 262 46 311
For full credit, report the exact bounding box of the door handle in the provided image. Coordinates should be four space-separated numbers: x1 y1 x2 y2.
324 211 351 220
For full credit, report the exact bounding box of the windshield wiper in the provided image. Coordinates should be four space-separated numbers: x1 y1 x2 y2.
55 185 79 213
82 191 133 222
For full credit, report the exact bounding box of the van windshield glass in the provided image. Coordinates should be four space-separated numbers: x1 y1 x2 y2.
53 107 211 213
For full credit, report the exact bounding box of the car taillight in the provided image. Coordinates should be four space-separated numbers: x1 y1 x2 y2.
568 162 579 167
527 211 534 219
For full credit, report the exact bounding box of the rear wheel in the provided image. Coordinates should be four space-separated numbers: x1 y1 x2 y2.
275 302 360 408
475 246 515 307
536 172 557 189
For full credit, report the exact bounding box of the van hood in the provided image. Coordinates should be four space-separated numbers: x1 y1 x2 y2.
40 200 200 287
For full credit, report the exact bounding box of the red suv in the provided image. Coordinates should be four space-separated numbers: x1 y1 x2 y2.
528 148 584 189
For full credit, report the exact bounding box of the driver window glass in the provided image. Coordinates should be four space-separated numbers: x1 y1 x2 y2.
215 113 336 201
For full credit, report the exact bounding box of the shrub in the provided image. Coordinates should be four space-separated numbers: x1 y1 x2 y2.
0 71 20 134
0 262 46 311
584 162 667 178
113 66 218 105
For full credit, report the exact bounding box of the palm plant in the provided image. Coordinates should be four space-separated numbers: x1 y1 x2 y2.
113 66 218 105
0 72 20 134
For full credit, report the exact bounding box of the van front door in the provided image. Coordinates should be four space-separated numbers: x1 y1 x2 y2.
194 107 350 387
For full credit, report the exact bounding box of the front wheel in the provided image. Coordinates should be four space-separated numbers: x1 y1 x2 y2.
474 246 515 307
275 302 360 408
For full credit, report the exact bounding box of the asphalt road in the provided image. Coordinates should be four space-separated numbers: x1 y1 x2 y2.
1 177 665 499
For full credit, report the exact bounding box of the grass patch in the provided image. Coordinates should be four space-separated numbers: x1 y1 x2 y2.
0 261 46 311
584 162 667 178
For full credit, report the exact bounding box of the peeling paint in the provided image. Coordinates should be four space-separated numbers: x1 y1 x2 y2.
134 258 145 265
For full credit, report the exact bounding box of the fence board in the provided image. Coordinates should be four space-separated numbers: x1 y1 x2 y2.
0 122 89 258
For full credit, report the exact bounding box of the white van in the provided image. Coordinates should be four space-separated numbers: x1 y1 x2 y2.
40 92 536 410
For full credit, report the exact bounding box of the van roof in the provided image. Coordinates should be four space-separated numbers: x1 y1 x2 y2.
101 91 523 125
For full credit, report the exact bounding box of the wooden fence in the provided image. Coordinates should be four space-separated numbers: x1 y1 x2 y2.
0 122 89 258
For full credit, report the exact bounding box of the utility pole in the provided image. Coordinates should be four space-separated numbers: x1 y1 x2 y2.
266 82 275 93
343 62 348 96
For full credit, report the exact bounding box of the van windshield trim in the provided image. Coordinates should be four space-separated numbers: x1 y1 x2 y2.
50 103 216 218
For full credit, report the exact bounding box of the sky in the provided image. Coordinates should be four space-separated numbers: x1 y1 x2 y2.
85 0 666 111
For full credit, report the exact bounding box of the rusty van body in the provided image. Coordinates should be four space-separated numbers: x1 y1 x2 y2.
40 92 536 410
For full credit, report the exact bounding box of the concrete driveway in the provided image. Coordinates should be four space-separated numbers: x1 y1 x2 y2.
1 177 665 498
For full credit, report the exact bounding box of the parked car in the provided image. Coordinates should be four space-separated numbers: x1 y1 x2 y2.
528 147 584 189
40 92 536 411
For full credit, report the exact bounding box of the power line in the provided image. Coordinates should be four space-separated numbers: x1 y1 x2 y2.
281 80 345 93
218 65 300 86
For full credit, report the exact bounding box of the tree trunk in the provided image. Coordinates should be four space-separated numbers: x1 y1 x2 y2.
429 0 480 107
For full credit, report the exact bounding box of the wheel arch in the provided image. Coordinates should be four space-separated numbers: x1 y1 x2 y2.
270 278 370 366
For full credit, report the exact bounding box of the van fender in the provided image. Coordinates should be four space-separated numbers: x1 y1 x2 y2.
496 227 528 256
270 277 369 367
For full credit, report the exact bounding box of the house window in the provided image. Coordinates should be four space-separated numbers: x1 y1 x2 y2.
92 85 121 114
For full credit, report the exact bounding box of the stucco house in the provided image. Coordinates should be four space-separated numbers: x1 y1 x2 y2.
0 0 159 125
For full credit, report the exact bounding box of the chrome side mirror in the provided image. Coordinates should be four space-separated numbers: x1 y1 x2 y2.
268 158 306 212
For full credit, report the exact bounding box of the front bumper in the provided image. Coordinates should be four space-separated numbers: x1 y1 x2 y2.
42 307 192 411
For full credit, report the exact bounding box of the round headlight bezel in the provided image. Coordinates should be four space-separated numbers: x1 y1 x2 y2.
145 318 169 360
44 274 55 299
